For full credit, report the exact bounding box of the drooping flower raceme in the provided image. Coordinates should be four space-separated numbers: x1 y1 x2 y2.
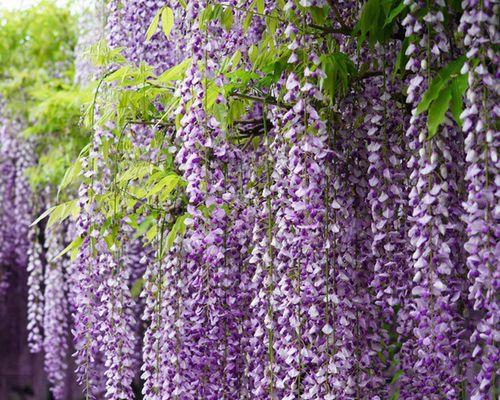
402 1 468 397
460 0 499 397
43 224 70 400
27 226 44 353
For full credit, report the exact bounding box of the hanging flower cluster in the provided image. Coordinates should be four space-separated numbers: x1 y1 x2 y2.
43 224 70 400
400 1 469 398
0 0 497 399
460 0 499 397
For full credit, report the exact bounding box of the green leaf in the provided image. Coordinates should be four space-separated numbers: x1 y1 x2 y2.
213 102 228 128
256 0 265 13
149 174 180 198
58 158 81 197
414 57 468 138
309 6 329 25
165 222 179 252
146 9 161 42
156 57 192 83
131 277 144 298
46 200 80 229
229 50 241 69
104 66 132 83
389 370 404 385
243 13 253 31
384 2 406 26
200 4 223 30
417 56 466 115
221 7 233 32
212 4 224 20
164 213 189 252
86 39 126 67
243 2 255 31
228 99 245 123
160 176 184 202
204 80 221 110
31 205 56 227
248 45 258 66
52 236 83 261
427 85 452 139
355 0 383 49
118 162 156 183
449 73 468 125
390 390 400 400
392 36 410 79
320 52 356 102
266 12 278 34
199 5 211 29
146 224 158 242
448 0 462 12
161 7 174 39
134 217 155 239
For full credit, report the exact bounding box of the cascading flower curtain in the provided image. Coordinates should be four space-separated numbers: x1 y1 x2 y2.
0 0 497 399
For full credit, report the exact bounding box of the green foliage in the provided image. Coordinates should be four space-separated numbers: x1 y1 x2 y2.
26 85 93 135
0 1 90 192
320 52 357 103
0 1 76 71
161 7 175 38
355 0 408 49
392 36 411 80
390 370 404 385
427 87 452 139
84 63 173 131
200 4 226 30
58 43 190 243
146 5 176 41
52 236 83 261
307 6 330 25
156 58 192 84
390 391 400 400
86 39 126 67
221 7 234 32
131 278 145 298
146 9 161 42
164 213 190 253
31 199 80 228
416 57 467 138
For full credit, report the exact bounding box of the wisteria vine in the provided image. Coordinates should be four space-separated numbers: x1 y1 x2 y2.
0 0 498 399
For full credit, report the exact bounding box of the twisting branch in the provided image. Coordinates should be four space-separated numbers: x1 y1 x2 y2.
229 92 292 110
359 71 383 79
326 0 351 32
310 23 353 36
126 120 174 128
354 70 384 81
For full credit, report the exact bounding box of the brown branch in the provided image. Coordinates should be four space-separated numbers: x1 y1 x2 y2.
311 22 405 42
354 71 384 81
116 187 166 213
229 92 292 109
310 23 353 36
127 120 174 128
145 82 175 90
242 131 262 151
234 119 263 125
326 0 350 32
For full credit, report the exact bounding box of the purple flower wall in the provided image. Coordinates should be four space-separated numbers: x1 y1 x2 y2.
0 1 498 399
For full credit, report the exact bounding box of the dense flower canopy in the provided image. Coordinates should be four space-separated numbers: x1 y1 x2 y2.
0 0 498 399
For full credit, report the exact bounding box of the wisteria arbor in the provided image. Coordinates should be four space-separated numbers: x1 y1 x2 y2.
0 0 498 399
